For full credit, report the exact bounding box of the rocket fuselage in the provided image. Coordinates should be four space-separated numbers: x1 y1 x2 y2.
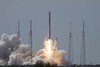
49 11 51 39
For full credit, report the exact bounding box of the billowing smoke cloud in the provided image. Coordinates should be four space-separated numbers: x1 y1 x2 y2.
0 33 20 65
0 33 32 65
31 39 68 65
0 33 68 65
8 44 31 65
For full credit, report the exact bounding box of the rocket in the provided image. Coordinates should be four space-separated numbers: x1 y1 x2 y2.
49 11 51 39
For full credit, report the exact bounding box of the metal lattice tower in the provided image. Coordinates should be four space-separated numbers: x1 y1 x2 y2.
17 20 20 45
29 20 32 65
80 21 86 65
68 21 73 64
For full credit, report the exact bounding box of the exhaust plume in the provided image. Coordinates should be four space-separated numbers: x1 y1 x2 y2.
0 33 20 65
0 33 68 65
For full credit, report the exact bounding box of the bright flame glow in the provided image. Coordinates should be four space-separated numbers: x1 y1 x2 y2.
47 39 52 57
33 38 68 65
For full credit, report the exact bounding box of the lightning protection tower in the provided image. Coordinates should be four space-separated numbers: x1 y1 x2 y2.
80 21 86 65
29 20 32 65
68 21 74 64
17 20 20 45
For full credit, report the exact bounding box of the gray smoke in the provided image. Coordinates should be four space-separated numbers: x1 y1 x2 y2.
0 33 20 65
8 44 31 65
0 33 67 65
0 33 32 65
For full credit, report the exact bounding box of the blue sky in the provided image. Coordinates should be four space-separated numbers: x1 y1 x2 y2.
0 0 100 64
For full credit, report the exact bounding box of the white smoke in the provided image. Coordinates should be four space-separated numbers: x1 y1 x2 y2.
8 44 32 65
29 39 68 65
0 33 20 65
0 33 68 65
